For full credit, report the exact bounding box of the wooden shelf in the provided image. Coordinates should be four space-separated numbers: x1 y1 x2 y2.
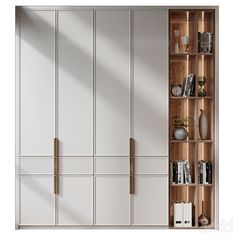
170 96 196 100
169 9 215 229
198 139 213 143
170 139 196 143
170 53 197 56
198 184 213 186
197 96 213 99
170 183 196 187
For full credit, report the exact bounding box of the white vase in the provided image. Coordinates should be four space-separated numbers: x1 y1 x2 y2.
174 127 188 140
199 109 208 140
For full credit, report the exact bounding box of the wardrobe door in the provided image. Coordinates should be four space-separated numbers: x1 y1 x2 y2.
133 9 168 156
95 10 130 225
133 10 168 225
19 10 54 156
18 9 55 225
57 10 93 225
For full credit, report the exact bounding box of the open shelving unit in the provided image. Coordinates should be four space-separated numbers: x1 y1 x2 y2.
168 9 216 229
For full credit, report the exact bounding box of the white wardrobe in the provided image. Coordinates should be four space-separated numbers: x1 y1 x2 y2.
16 7 168 228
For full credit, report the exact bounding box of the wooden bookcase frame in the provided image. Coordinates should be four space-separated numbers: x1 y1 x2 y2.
168 8 218 229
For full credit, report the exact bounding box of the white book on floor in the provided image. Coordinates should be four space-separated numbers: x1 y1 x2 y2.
183 202 192 227
174 202 183 227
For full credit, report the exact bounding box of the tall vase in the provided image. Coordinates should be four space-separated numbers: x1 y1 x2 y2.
199 109 208 140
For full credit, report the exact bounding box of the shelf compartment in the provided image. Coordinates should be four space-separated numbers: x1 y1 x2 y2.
197 55 214 97
197 11 214 33
169 186 197 227
170 142 196 184
197 185 214 228
198 142 213 163
169 11 196 54
170 99 196 140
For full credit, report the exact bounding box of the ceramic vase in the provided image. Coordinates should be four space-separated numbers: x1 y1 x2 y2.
198 201 209 226
199 109 208 140
174 127 188 140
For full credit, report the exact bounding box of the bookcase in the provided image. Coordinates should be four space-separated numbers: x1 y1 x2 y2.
169 9 216 228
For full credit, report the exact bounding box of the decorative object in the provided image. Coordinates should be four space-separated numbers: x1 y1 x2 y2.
199 109 208 139
174 127 188 140
172 116 191 140
198 201 209 226
198 32 213 53
171 84 183 96
181 35 190 53
183 74 195 97
173 30 180 53
198 76 207 97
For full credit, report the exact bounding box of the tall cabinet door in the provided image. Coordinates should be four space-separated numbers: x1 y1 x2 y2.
18 9 55 225
133 9 168 225
95 10 130 225
57 10 93 225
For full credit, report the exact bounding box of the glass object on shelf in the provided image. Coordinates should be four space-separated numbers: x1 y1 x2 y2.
173 30 180 53
181 35 190 53
198 76 207 97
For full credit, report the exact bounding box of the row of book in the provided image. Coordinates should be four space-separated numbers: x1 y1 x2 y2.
170 160 192 184
198 160 212 184
173 202 192 227
183 73 195 97
170 160 213 185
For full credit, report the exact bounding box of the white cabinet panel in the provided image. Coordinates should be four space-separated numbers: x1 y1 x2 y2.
20 158 53 174
135 158 168 174
57 176 93 225
58 10 93 156
96 11 130 156
95 158 129 174
20 10 54 155
59 158 93 174
133 10 168 156
133 175 168 225
95 176 130 225
20 176 54 225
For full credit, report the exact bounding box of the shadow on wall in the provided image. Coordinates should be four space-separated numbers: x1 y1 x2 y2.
18 9 168 143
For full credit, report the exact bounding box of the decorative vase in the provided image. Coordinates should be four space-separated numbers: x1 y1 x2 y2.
174 127 188 140
173 30 180 53
198 201 209 226
199 109 208 140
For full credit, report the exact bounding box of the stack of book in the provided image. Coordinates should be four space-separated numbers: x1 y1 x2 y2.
182 74 195 97
170 160 192 184
198 160 212 184
173 201 192 227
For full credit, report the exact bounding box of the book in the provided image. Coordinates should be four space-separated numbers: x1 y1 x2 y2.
173 161 178 184
198 160 212 184
171 160 192 184
183 160 192 184
182 74 195 97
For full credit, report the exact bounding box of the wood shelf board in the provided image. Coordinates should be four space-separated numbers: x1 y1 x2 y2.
170 140 196 143
170 183 196 187
170 96 196 100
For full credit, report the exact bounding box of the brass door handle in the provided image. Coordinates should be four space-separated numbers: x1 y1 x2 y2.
129 138 135 194
54 138 59 194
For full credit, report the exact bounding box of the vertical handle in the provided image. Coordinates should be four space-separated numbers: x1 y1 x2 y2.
54 138 59 194
129 138 135 194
